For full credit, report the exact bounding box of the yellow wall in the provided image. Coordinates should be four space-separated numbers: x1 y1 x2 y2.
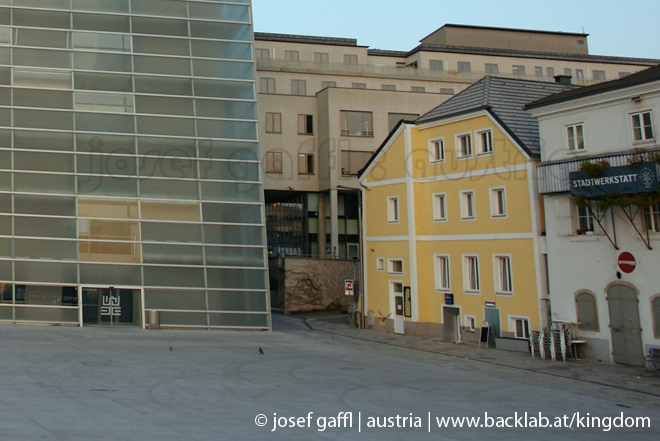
363 183 408 238
365 129 408 183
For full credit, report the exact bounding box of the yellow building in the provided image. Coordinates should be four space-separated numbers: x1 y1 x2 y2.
358 76 573 343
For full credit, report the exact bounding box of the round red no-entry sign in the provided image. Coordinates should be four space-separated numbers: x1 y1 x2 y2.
618 252 636 273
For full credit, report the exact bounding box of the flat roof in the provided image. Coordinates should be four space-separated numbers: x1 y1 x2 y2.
420 23 589 42
254 32 359 47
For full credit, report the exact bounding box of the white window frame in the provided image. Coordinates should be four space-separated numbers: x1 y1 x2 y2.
489 187 507 218
429 137 445 163
630 110 655 143
434 254 451 292
509 315 530 339
566 123 586 152
455 132 472 159
464 315 477 332
388 258 403 275
376 257 385 272
475 128 493 155
433 192 447 222
462 254 480 294
494 254 513 295
387 196 399 224
460 190 476 221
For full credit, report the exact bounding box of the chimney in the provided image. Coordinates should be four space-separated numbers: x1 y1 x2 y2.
554 75 572 85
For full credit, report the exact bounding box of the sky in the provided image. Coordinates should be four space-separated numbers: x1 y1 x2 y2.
252 0 660 60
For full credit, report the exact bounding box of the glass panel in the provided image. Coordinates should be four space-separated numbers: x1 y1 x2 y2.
142 244 203 265
141 201 201 221
196 120 257 141
206 268 266 290
143 266 205 288
14 28 69 49
203 225 263 246
189 3 250 22
13 48 71 69
144 289 207 311
14 89 73 109
14 109 73 130
0 215 10 235
74 71 132 93
195 99 256 120
14 0 71 9
15 151 74 173
15 195 75 216
135 76 192 96
0 87 8 107
77 175 138 197
201 182 262 203
131 0 188 17
190 21 250 41
205 246 264 268
0 194 9 213
159 311 207 326
74 92 134 113
14 172 76 194
207 291 267 313
0 306 11 319
132 36 189 56
136 116 195 137
135 95 194 116
192 59 253 80
132 17 188 37
141 222 201 243
78 199 138 219
133 55 191 76
15 261 78 284
73 13 130 33
13 9 70 29
0 237 10 256
75 113 134 133
138 136 195 158
79 218 139 241
199 159 259 182
15 217 77 238
139 178 199 200
76 133 135 154
198 140 259 161
16 285 78 306
0 170 9 190
194 79 254 99
14 68 72 88
208 313 268 328
72 0 129 14
14 307 79 323
79 240 140 263
191 40 252 61
202 203 261 224
72 32 131 52
79 263 141 286
74 52 132 72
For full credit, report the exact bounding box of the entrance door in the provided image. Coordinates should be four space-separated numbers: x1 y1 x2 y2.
394 295 404 334
443 307 460 342
484 308 501 338
607 284 644 366
82 288 142 327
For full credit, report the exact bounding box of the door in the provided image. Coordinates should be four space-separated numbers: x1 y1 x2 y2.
443 307 460 342
608 284 644 366
394 295 404 334
484 308 501 338
82 288 142 327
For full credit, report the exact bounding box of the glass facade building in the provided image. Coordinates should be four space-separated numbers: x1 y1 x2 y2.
0 0 269 330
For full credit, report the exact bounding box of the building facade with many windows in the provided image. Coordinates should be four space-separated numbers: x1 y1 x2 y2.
0 0 269 330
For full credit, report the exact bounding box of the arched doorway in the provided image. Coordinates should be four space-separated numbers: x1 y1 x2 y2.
607 284 644 366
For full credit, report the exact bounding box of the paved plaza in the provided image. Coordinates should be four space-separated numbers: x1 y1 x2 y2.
0 315 658 440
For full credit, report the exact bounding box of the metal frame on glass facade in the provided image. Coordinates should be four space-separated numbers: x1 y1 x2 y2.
0 0 270 330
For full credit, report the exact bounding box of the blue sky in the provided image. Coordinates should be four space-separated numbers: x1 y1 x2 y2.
252 0 660 60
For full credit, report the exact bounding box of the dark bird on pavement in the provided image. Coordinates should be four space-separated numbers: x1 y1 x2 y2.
259 347 264 355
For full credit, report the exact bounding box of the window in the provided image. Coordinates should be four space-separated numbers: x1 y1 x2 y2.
653 296 660 338
382 84 396 91
577 204 595 233
460 191 475 220
344 54 358 65
576 69 584 80
340 111 373 136
435 255 450 291
430 60 443 71
376 258 385 272
433 193 447 221
265 152 282 174
535 66 543 77
564 68 572 76
255 48 270 59
388 258 403 275
321 81 336 89
512 65 526 76
341 150 371 176
513 317 530 339
566 123 585 151
314 52 329 63
646 203 660 233
465 316 476 332
291 79 306 96
593 70 606 81
495 255 513 294
298 153 314 175
387 197 399 224
463 255 480 292
619 72 631 78
485 63 499 74
298 114 313 135
440 88 454 95
490 187 506 217
631 111 654 142
411 86 425 93
546 67 555 77
265 112 281 134
457 61 471 72
429 138 445 163
352 83 366 89
576 292 599 331
285 50 299 61
388 113 419 132
456 133 472 158
476 129 493 154
260 77 275 94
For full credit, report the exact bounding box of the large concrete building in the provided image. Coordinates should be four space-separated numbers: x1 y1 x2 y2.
256 24 659 260
0 0 269 330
